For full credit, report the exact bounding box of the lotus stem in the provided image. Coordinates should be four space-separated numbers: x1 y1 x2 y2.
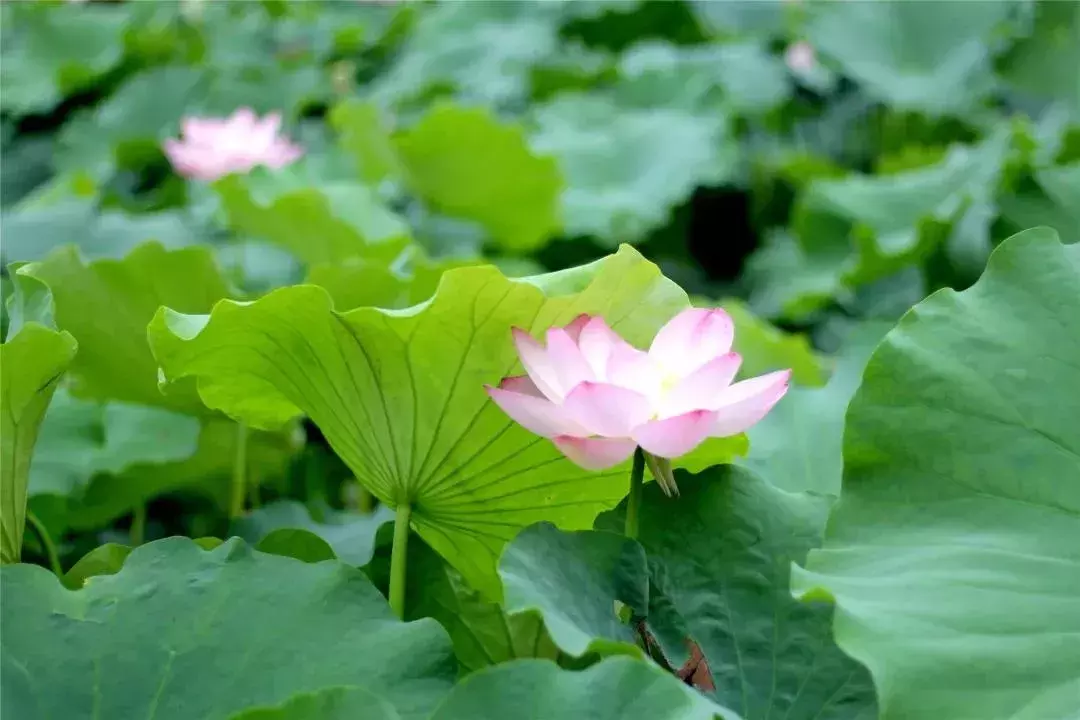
389 501 412 619
26 509 62 576
130 503 147 546
230 422 249 519
625 447 645 540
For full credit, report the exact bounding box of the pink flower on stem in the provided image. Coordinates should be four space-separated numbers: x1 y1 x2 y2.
162 108 303 181
485 309 790 495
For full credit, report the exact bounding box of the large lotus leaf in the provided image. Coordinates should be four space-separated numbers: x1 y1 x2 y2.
370 0 564 110
215 167 412 266
741 322 890 495
999 0 1080 121
399 536 559 675
792 228 1080 719
66 417 299 531
22 242 231 412
432 656 735 720
232 500 394 567
589 468 876 719
806 0 1012 114
394 104 562 253
29 389 201 498
616 41 789 116
531 92 735 245
1 319 77 563
148 246 692 598
0 537 456 720
0 200 195 264
0 3 127 116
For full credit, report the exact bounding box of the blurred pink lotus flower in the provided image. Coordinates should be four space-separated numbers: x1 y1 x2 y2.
162 108 303 181
486 309 790 491
785 41 816 73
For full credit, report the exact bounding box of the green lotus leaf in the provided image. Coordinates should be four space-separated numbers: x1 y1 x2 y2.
66 417 299 531
499 523 648 659
741 322 890 494
515 467 877 719
148 246 692 598
615 41 789 116
0 317 77 563
395 103 562 253
793 227 1080 719
530 92 735 245
806 0 1012 114
999 1 1080 121
0 537 456 720
215 167 413 266
430 657 736 720
21 242 231 411
61 542 131 590
30 389 201 498
304 254 473 313
0 2 127 116
329 99 403 186
393 536 559 675
232 500 394 567
228 686 400 720
0 200 195 264
751 132 1009 320
370 0 564 110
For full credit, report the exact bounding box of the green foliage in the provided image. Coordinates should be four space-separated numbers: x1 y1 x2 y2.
1 538 456 720
1 1 1076 714
794 228 1080 719
0 274 77 563
431 656 735 720
148 247 691 598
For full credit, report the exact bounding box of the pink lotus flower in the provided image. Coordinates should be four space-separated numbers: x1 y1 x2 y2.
486 309 790 483
784 41 816 73
162 108 303 181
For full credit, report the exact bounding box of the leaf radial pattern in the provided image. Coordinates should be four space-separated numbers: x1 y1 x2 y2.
149 246 690 598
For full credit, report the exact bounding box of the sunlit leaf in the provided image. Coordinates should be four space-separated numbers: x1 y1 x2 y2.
395 104 562 253
149 246 691 598
22 242 231 411
0 280 77 562
215 167 412 266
